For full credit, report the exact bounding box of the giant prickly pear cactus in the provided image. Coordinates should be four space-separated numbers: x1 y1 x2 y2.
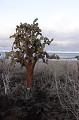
6 18 53 89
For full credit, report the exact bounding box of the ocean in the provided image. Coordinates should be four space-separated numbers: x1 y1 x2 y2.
0 52 5 59
0 52 79 60
49 52 79 59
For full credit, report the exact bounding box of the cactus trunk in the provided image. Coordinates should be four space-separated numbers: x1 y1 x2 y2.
26 60 35 88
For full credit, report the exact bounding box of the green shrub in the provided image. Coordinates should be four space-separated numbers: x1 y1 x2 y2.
49 54 60 59
75 56 79 60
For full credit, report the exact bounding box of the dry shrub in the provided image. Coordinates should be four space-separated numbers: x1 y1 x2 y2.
33 60 79 120
0 59 79 120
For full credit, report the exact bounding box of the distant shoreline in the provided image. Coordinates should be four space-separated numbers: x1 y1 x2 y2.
0 51 79 60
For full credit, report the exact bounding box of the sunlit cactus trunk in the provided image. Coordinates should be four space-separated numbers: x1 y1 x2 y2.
26 60 35 88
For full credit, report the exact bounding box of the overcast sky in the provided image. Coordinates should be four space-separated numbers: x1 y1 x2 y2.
0 0 79 52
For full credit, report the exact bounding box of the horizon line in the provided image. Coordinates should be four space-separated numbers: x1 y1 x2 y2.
0 50 79 53
46 51 79 53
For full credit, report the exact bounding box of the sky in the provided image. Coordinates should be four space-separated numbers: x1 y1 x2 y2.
0 0 79 52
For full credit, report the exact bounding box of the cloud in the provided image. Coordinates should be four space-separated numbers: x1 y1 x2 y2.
0 28 79 52
43 29 79 52
52 40 79 47
41 13 79 34
0 39 13 47
0 37 14 51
